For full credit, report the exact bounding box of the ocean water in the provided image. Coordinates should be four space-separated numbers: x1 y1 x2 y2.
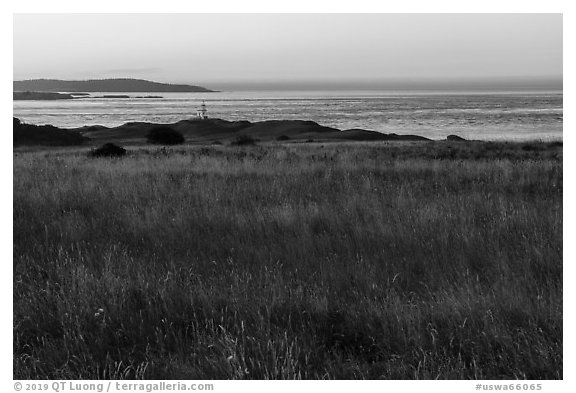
13 90 563 141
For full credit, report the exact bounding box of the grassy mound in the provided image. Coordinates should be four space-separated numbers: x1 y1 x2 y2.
13 118 88 147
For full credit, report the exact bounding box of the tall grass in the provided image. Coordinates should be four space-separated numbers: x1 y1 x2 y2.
13 142 562 379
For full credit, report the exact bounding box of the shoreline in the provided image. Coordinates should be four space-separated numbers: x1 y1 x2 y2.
13 91 562 143
13 116 564 148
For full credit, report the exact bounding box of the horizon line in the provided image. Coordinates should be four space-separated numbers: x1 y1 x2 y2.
13 75 563 92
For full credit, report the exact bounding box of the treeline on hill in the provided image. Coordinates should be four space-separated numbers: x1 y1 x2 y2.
13 118 89 147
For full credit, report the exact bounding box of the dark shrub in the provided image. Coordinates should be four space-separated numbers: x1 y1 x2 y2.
277 135 290 141
231 135 257 146
521 143 546 152
14 117 21 128
306 139 314 143
447 135 467 142
147 126 185 145
90 143 127 157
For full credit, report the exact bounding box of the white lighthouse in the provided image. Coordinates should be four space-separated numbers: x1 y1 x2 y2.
196 100 208 119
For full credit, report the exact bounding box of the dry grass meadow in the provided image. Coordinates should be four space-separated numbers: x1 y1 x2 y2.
13 141 562 379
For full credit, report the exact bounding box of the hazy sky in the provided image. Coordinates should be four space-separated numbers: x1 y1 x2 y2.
13 13 562 90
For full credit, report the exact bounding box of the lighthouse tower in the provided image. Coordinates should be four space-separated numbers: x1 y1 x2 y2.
196 100 208 119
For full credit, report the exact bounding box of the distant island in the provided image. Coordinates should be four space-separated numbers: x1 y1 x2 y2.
14 91 166 100
13 78 215 93
13 91 76 100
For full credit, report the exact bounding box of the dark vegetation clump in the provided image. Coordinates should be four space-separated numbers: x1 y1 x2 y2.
521 143 546 152
231 135 258 146
13 117 88 147
198 147 222 156
89 143 127 157
152 147 172 157
446 134 467 142
146 126 185 145
277 135 291 141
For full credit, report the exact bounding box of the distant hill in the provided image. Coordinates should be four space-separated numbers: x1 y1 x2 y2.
13 78 215 93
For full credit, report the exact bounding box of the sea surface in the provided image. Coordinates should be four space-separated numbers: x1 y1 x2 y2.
13 90 563 141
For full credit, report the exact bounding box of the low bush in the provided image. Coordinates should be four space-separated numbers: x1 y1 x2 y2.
147 126 185 145
231 135 258 146
89 143 127 157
